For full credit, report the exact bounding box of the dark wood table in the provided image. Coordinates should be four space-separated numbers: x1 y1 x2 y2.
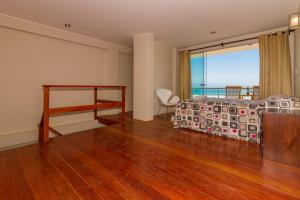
262 109 300 167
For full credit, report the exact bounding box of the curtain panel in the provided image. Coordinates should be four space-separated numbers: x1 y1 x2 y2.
179 50 191 100
259 31 292 99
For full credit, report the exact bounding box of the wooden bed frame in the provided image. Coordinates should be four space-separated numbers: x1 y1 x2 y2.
39 85 126 142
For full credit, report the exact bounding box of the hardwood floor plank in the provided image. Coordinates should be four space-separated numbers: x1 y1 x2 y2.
66 126 296 200
122 120 300 188
39 145 104 200
104 121 300 198
2 150 35 200
0 152 12 200
23 145 81 200
64 136 235 200
1 114 300 200
50 137 190 200
13 147 60 200
43 144 132 200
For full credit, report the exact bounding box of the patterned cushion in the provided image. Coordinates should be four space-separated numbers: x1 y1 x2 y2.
265 96 300 110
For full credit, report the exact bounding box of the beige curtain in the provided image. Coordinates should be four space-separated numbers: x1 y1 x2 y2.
179 50 191 100
259 31 292 99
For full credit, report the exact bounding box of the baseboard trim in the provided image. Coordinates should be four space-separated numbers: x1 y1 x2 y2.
0 140 38 151
0 119 101 150
0 110 132 150
0 128 40 150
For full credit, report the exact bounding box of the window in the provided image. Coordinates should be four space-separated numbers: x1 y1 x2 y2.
191 43 259 98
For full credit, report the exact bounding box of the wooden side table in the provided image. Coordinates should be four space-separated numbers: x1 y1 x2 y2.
262 109 300 167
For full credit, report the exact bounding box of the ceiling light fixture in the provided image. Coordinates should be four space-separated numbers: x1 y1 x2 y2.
288 13 299 31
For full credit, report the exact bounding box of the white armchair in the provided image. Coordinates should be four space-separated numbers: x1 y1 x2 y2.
156 88 180 118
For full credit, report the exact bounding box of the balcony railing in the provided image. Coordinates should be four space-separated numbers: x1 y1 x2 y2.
192 87 255 99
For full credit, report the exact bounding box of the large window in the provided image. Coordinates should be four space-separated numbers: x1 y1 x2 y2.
191 43 259 98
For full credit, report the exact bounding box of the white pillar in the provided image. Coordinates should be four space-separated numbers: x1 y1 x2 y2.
133 33 154 121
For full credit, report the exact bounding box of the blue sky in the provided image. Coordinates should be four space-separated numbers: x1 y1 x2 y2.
192 48 259 88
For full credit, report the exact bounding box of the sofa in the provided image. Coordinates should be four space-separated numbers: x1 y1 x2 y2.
172 96 300 144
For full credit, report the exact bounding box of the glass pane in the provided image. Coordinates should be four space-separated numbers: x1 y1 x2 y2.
206 44 259 90
191 43 260 99
191 53 206 97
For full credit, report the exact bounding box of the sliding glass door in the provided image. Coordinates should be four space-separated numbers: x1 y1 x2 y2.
191 53 207 97
191 43 259 98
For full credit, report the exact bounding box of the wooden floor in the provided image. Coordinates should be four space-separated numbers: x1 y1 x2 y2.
1 114 300 200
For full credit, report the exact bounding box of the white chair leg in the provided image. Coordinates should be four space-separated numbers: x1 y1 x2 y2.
157 105 162 116
165 107 169 119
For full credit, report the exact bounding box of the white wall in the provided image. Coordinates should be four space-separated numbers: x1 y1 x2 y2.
0 14 133 148
118 52 134 111
153 42 175 115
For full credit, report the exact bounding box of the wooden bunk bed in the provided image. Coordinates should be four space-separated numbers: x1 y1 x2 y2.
39 85 126 142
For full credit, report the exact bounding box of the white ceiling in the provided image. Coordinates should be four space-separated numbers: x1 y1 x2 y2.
0 0 299 48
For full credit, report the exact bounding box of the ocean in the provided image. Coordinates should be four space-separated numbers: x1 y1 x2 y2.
192 87 250 98
192 88 226 97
